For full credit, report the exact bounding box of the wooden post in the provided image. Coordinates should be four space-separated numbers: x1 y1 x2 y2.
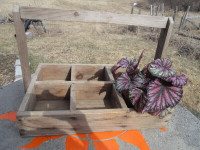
161 3 164 16
173 6 178 23
156 5 160 16
70 84 76 110
131 4 134 14
151 6 156 32
13 5 31 92
154 17 174 59
129 4 136 32
136 9 141 34
150 5 153 16
153 6 155 16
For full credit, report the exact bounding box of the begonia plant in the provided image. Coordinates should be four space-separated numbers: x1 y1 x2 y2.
112 50 187 117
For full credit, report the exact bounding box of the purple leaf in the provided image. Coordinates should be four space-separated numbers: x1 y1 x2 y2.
151 107 172 117
131 73 144 88
117 58 136 68
116 73 135 92
148 58 176 78
129 88 143 105
135 50 145 69
142 79 183 113
135 93 148 112
172 74 188 86
163 74 188 86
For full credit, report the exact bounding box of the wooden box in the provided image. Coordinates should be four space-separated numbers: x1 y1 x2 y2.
17 64 173 136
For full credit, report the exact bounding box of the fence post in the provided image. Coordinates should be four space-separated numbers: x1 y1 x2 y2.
131 4 134 14
136 9 142 34
156 5 160 16
161 3 164 16
173 6 178 23
151 6 156 32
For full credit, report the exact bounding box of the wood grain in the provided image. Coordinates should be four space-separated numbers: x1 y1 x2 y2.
74 82 112 100
34 81 71 100
20 6 168 28
70 84 76 110
154 17 174 59
111 85 127 108
17 108 173 136
76 99 114 110
33 100 70 111
41 64 71 81
18 64 42 111
104 66 115 82
72 65 107 81
13 5 31 92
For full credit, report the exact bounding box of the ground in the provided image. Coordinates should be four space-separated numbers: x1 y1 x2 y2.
0 80 200 150
0 53 16 87
0 0 199 118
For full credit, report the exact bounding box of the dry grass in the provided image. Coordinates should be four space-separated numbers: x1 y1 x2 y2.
0 0 199 117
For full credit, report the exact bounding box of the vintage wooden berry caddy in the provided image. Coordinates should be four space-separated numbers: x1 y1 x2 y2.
13 5 174 136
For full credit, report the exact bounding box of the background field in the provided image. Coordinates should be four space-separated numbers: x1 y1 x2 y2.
0 0 199 117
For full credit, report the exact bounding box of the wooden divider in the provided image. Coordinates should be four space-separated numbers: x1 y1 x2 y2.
70 84 76 110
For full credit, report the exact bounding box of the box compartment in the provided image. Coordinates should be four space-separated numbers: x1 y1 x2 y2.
37 65 71 81
74 83 125 110
28 82 71 111
71 65 113 81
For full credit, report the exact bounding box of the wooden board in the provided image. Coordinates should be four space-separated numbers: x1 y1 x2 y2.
13 5 31 92
40 65 71 81
17 64 173 136
72 65 107 81
34 81 71 100
33 100 70 111
155 17 174 59
19 6 168 28
17 108 173 136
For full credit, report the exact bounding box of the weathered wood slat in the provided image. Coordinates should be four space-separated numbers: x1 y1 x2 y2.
74 82 112 100
41 65 71 81
70 84 76 110
111 85 127 108
72 65 107 81
13 5 31 92
33 100 70 111
17 108 173 136
20 6 168 28
18 64 42 111
34 81 71 100
105 66 115 82
155 17 174 59
76 99 114 110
